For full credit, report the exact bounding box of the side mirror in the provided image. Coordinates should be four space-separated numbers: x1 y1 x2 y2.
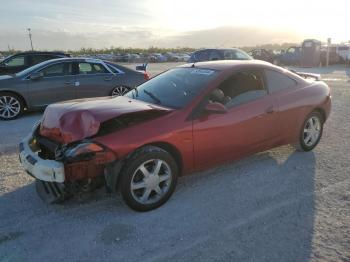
0 63 5 68
30 72 43 80
205 102 227 114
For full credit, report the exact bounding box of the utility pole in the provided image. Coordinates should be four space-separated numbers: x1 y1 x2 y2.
326 37 331 67
27 28 34 51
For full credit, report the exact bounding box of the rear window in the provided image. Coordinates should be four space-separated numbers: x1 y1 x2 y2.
78 62 108 74
125 67 219 109
223 50 251 60
265 70 297 93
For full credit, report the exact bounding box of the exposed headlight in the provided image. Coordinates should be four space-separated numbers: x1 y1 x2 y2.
62 142 116 164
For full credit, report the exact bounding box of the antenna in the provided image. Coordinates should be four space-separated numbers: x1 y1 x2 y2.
27 28 34 51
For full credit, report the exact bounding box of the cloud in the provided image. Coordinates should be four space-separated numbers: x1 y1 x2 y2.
162 26 304 48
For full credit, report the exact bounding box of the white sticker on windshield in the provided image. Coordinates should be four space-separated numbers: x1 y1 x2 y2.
190 69 215 75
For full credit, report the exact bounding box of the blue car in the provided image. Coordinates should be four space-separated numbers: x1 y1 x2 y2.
276 46 302 66
188 48 252 63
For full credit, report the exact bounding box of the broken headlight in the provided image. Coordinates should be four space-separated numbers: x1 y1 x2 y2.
61 142 116 164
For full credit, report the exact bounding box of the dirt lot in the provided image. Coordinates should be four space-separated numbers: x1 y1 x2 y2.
0 63 349 262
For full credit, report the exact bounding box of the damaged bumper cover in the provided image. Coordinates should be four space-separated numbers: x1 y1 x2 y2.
19 132 117 183
19 135 65 183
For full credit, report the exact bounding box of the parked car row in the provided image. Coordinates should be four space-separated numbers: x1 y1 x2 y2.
0 56 149 120
81 52 192 63
249 40 350 67
0 48 254 120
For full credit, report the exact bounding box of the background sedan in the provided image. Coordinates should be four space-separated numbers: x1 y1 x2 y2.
188 48 252 63
0 58 149 120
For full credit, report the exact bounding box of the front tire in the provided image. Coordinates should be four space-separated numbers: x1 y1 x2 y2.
0 92 24 120
296 111 324 151
119 146 178 212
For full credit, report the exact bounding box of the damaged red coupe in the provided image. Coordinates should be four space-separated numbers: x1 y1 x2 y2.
19 60 331 211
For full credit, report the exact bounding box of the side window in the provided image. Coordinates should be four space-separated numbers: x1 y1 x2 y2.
223 50 236 60
78 62 107 74
5 55 26 67
209 50 221 61
39 63 72 77
265 70 297 93
31 55 58 65
106 64 124 74
196 51 210 61
210 70 267 108
235 50 251 60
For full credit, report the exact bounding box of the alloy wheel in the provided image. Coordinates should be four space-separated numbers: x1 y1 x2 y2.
0 95 21 119
303 116 321 147
112 86 129 96
130 159 172 205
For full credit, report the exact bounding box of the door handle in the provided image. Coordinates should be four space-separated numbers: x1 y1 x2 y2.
104 76 113 81
64 81 72 85
266 106 274 114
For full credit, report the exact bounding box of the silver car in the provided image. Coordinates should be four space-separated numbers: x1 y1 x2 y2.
0 58 149 120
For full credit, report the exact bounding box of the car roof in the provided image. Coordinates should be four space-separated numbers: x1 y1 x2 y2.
179 60 309 84
39 57 106 63
179 59 274 71
13 51 68 56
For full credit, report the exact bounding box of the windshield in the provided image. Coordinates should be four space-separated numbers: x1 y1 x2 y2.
125 67 219 109
15 59 55 77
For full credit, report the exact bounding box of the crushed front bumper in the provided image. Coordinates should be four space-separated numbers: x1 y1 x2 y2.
19 135 65 183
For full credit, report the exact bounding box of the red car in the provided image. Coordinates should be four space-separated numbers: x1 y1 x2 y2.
19 60 331 211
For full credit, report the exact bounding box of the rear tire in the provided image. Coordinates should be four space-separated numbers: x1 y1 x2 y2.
119 146 178 212
295 111 324 152
0 92 24 120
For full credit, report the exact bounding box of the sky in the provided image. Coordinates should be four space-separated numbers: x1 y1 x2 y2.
0 0 349 50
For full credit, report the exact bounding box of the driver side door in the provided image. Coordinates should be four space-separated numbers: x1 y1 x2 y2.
192 69 280 170
26 61 76 108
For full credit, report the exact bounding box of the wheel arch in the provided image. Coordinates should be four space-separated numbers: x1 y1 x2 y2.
105 141 184 193
313 107 326 123
0 90 28 109
143 141 183 176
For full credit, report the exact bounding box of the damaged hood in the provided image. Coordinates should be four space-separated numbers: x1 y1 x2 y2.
39 96 172 144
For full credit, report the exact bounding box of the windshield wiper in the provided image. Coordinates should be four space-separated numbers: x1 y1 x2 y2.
143 89 161 104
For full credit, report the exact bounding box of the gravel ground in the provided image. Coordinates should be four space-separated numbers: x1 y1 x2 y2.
0 63 349 262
